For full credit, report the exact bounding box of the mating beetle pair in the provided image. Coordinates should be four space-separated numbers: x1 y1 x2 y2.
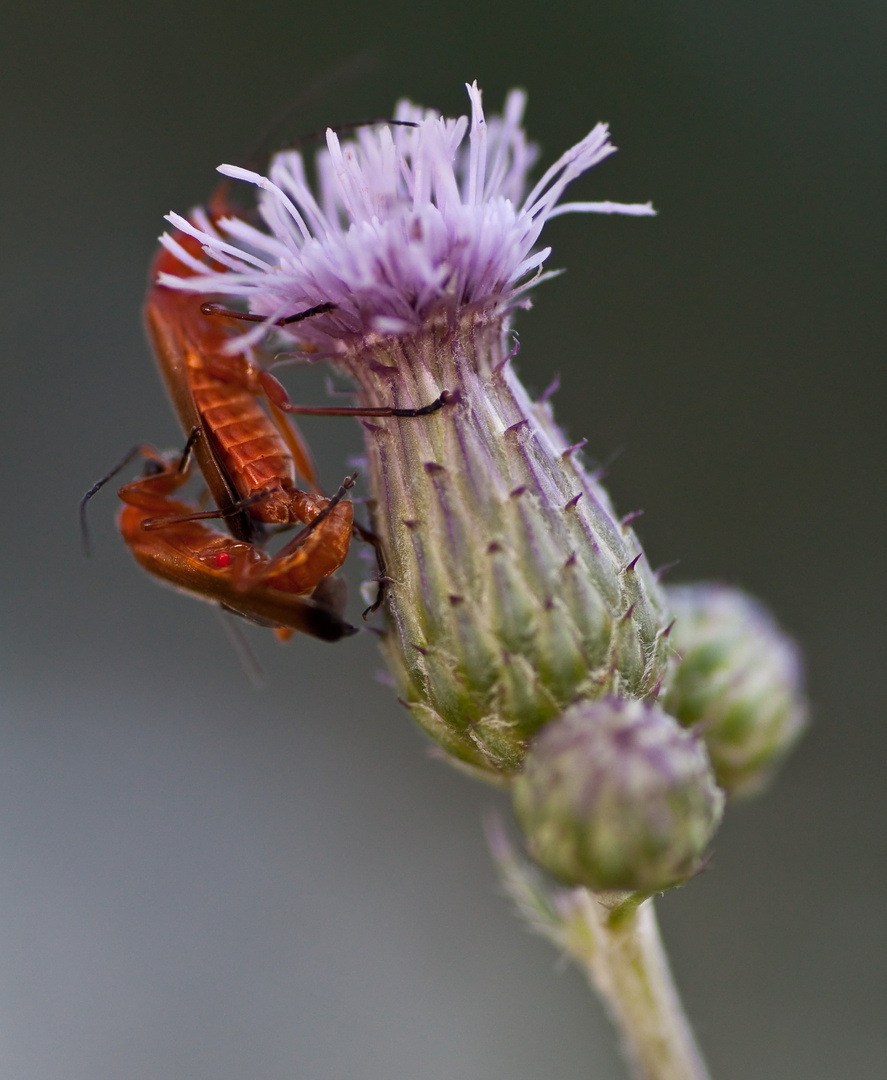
85 176 450 642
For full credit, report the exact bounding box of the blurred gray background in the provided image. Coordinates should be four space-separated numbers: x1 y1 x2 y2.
1 2 884 1078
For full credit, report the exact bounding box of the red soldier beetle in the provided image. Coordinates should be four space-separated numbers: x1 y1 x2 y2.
96 123 451 639
83 444 359 642
144 188 451 616
145 224 325 539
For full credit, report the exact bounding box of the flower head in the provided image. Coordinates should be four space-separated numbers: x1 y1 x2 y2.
158 85 669 782
159 82 654 355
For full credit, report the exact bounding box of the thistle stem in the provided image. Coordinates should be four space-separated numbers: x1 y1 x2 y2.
560 890 711 1080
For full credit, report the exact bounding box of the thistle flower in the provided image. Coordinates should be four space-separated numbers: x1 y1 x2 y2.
663 583 808 797
160 83 668 781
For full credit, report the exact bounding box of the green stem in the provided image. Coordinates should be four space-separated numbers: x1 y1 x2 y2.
560 890 711 1080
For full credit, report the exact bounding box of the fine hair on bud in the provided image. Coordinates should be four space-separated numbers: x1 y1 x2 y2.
513 697 724 893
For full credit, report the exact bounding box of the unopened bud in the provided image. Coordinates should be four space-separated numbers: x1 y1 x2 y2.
664 584 808 797
513 698 724 893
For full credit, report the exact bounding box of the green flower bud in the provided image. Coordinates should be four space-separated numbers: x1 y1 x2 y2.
663 584 808 797
513 698 724 893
